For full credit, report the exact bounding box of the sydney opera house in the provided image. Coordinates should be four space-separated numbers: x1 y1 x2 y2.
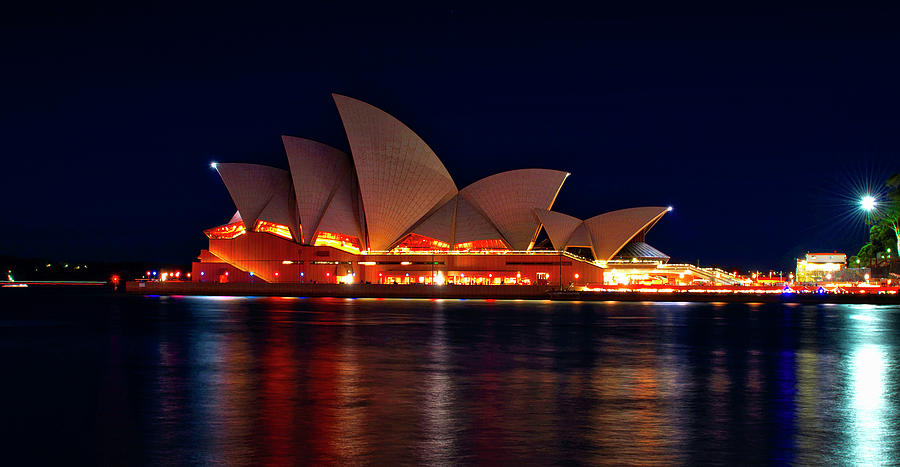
192 94 675 287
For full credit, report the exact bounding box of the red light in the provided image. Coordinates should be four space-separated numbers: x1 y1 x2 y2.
146 270 151 277
574 273 580 279
326 273 330 277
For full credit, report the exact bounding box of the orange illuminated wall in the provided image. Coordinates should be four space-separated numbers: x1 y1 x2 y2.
313 232 361 254
197 229 606 286
255 220 293 240
206 231 301 283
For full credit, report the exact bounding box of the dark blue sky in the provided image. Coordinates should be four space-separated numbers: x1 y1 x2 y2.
2 4 898 270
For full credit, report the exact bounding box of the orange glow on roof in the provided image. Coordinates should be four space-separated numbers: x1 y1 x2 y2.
314 231 361 254
255 220 293 240
204 221 246 239
392 233 450 252
454 239 508 251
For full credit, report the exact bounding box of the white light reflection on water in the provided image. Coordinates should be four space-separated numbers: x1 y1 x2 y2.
334 308 366 464
421 304 458 465
848 306 889 465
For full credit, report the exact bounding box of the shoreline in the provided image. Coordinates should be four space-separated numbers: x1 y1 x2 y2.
125 281 900 304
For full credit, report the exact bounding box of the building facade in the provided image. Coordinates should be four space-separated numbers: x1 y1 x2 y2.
796 252 847 283
193 94 673 288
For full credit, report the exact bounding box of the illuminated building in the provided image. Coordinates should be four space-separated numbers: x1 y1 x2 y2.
193 94 681 287
796 252 847 284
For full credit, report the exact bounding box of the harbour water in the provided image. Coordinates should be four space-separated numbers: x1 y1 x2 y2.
2 289 899 465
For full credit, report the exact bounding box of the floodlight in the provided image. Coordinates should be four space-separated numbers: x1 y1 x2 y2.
861 195 876 211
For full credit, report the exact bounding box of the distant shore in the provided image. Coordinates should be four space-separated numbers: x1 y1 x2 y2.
125 281 900 304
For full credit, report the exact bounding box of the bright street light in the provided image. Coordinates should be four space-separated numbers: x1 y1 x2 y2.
861 195 876 211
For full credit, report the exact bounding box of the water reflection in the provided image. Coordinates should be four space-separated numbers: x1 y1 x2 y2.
421 304 458 465
259 312 297 465
5 292 900 465
848 306 891 465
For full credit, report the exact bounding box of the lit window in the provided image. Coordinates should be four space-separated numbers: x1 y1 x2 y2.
453 239 508 251
204 221 246 239
255 220 293 240
392 233 450 252
314 232 361 254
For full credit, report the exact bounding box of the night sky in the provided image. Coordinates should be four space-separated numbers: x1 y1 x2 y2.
3 4 899 270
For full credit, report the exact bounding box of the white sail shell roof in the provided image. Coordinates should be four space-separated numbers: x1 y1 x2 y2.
534 209 582 251
333 93 458 251
452 196 506 246
210 95 675 258
315 168 365 242
565 224 593 248
409 197 457 244
583 207 669 261
460 169 568 250
282 136 354 244
215 163 296 238
256 182 300 241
